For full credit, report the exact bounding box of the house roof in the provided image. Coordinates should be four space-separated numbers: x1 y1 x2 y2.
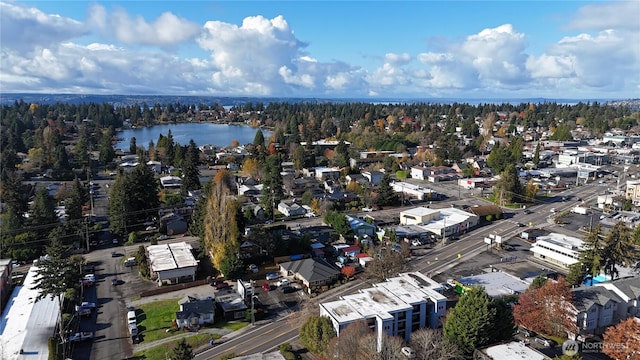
279 258 340 283
597 276 640 300
181 298 215 314
572 286 625 311
345 215 376 230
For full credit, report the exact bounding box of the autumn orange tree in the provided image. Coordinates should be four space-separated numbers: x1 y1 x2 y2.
602 318 640 360
513 277 578 337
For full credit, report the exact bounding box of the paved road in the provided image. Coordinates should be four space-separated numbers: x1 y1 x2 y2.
195 183 605 359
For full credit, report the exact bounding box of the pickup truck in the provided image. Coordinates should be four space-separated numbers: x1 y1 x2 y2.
67 331 94 342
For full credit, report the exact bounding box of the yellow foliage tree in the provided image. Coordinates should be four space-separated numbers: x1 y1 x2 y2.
241 158 260 179
203 178 240 271
346 181 360 193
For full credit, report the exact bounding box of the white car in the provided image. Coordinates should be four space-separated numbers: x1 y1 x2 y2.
304 212 317 218
248 264 259 273
276 279 291 287
362 207 374 212
67 331 94 342
145 226 158 231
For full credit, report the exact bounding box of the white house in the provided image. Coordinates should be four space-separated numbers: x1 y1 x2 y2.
277 201 306 217
320 272 446 352
410 166 429 180
315 167 341 181
175 297 215 329
146 160 161 173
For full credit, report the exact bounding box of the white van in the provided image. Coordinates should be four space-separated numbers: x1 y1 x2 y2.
128 323 138 336
127 310 137 324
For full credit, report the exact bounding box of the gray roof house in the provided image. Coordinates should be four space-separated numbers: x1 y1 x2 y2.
595 276 640 320
279 258 341 288
175 296 215 330
572 285 625 335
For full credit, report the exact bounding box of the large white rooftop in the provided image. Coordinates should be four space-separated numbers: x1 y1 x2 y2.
420 208 477 232
0 266 59 360
401 206 437 218
320 272 445 324
148 242 198 272
458 272 530 298
483 341 550 360
534 233 584 251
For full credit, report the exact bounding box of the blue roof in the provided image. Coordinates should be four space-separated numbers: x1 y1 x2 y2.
345 215 376 230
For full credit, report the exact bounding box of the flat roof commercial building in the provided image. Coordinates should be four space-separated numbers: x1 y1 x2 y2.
456 272 530 298
399 207 479 238
530 233 584 269
0 266 60 360
319 272 446 352
147 242 198 286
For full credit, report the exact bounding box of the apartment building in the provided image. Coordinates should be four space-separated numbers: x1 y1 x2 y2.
572 276 640 335
319 272 447 352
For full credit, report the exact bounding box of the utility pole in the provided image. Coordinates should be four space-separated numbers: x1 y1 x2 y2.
250 280 255 326
85 218 90 250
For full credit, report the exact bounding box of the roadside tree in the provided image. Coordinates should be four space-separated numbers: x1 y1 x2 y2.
299 315 336 355
170 338 194 360
410 328 465 360
602 317 640 360
443 286 514 356
513 277 578 337
364 244 411 283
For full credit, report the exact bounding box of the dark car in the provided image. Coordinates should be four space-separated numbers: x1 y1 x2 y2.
523 209 533 214
280 285 296 294
212 281 230 290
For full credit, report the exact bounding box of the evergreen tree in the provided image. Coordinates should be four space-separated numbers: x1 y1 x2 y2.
443 286 510 356
253 128 265 148
580 225 604 282
181 140 201 193
603 221 637 280
299 316 336 355
65 179 88 221
30 187 58 235
129 136 137 154
33 239 84 345
53 145 72 179
376 172 398 207
170 338 194 360
260 155 283 219
494 164 522 204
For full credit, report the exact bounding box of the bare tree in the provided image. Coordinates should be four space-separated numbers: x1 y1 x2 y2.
410 328 465 360
364 243 412 283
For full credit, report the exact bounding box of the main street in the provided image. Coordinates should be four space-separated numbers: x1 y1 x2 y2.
195 182 603 359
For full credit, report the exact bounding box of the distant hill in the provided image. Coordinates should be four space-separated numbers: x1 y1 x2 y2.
0 93 628 107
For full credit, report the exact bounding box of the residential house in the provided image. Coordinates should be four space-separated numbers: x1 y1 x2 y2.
594 276 640 323
160 212 188 235
277 201 306 217
160 176 182 189
363 171 384 185
278 258 341 288
215 293 248 321
410 166 429 181
238 184 263 197
451 162 470 175
315 167 341 181
572 286 624 335
345 215 376 237
324 180 340 194
345 174 368 186
176 296 215 329
0 259 12 311
286 177 322 197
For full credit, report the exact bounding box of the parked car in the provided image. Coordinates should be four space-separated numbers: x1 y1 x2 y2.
67 331 95 342
534 337 554 347
124 257 137 267
112 238 119 244
127 310 137 325
262 282 272 292
280 285 296 294
157 234 169 241
265 272 280 281
145 226 158 231
212 281 230 290
276 279 291 287
334 261 344 269
517 327 534 337
248 264 259 273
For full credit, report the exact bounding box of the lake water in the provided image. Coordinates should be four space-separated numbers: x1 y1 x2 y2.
115 123 269 150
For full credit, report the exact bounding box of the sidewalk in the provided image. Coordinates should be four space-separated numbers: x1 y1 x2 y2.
133 326 234 353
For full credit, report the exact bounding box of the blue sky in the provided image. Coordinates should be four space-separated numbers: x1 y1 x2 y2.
1 1 638 100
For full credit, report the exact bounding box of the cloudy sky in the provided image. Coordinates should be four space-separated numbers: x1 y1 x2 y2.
1 1 639 100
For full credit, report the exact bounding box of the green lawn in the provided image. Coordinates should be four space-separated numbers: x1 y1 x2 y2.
138 298 181 342
133 333 214 360
137 299 250 343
